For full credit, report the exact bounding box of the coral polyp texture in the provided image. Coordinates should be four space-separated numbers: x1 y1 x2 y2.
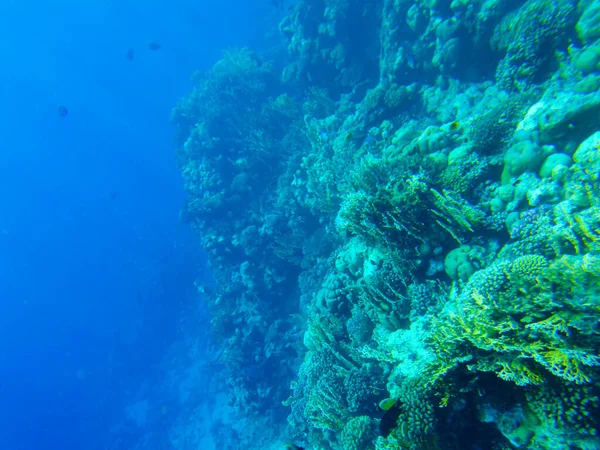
172 0 600 449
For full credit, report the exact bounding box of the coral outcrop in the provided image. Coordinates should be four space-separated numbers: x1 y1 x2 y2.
173 1 600 448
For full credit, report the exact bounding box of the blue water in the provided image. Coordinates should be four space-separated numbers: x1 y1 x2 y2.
0 1 273 448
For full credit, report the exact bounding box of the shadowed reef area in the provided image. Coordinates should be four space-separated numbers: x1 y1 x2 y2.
170 0 600 448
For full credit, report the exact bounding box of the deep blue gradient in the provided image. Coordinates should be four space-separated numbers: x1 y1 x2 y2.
0 1 274 449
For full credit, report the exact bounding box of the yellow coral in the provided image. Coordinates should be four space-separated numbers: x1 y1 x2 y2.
533 349 600 384
497 359 544 386
508 255 548 285
429 247 600 388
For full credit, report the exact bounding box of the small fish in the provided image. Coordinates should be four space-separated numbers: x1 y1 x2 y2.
284 445 304 450
58 105 68 117
126 48 134 61
344 131 354 142
148 42 161 51
379 401 402 438
378 398 397 411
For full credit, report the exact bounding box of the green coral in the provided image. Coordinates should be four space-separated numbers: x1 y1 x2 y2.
337 162 484 250
501 140 544 185
341 416 377 450
492 0 575 87
395 378 436 446
539 152 572 178
373 378 437 450
345 365 384 413
467 93 525 155
432 252 600 387
526 381 600 444
444 245 486 282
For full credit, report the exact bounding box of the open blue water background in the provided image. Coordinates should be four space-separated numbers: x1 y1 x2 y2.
0 1 274 448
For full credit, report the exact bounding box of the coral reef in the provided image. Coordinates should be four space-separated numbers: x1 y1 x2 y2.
172 1 600 449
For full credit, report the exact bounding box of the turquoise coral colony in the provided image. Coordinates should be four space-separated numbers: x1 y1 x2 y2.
171 0 600 448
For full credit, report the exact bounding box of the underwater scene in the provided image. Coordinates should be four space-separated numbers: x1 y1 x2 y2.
2 0 600 449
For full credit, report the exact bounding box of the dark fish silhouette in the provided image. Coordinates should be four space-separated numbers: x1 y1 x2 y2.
58 105 68 117
148 42 161 51
126 48 134 61
379 401 402 438
109 191 120 201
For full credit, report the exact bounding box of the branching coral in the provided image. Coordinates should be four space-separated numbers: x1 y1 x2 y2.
337 166 485 250
341 415 378 450
432 252 600 387
491 0 576 88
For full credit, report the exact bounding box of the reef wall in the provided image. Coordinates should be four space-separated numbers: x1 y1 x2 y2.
172 0 600 448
